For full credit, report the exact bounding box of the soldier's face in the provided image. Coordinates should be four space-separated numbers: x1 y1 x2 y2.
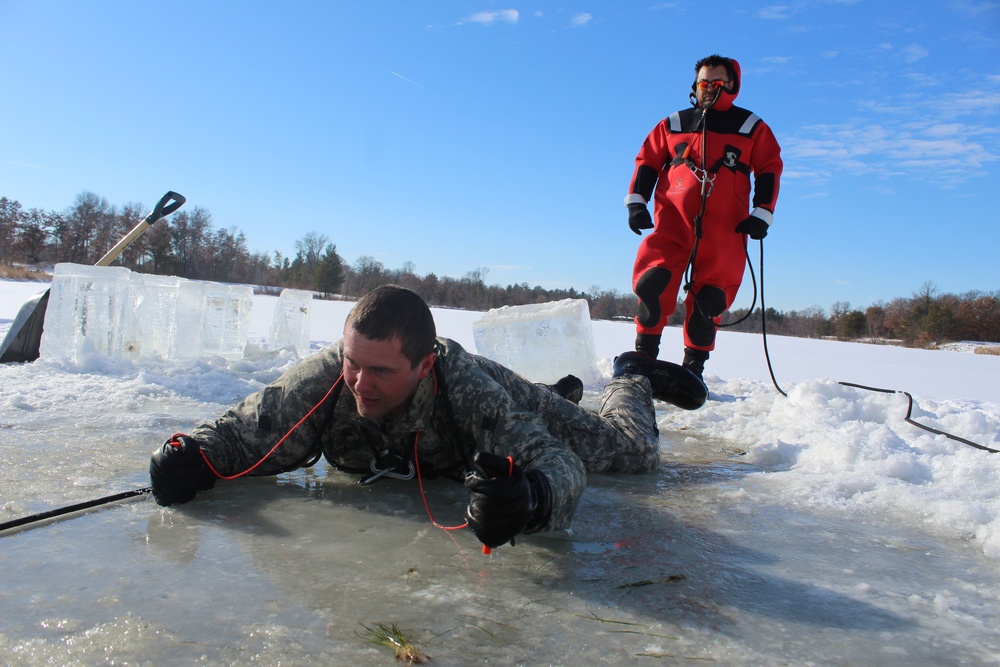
342 327 435 420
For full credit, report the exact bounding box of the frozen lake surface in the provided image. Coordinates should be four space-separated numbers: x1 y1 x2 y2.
4 423 1000 666
3 279 1000 665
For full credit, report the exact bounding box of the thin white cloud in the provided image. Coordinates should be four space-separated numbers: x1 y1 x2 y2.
757 5 792 19
905 71 944 87
898 44 930 63
783 72 1000 187
466 9 519 25
785 118 998 186
390 71 425 89
4 160 46 170
569 13 593 28
951 0 1000 18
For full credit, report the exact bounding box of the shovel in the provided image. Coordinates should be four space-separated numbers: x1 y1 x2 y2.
0 191 185 364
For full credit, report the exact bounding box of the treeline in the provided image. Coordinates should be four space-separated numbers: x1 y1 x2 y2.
0 191 636 315
718 282 1000 346
2 192 998 346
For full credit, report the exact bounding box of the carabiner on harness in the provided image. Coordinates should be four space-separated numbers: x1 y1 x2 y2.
690 166 715 197
359 449 416 485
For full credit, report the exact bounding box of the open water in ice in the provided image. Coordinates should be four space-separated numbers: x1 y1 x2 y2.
3 380 1000 666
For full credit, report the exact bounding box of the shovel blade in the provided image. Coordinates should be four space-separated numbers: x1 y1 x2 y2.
0 289 50 363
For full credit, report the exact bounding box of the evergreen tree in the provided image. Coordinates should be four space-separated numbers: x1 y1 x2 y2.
313 244 345 298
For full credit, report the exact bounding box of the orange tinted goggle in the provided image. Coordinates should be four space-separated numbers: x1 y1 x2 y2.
696 79 728 91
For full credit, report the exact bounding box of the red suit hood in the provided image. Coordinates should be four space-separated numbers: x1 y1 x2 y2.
692 58 742 111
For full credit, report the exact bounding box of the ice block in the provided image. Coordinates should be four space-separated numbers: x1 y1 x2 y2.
472 298 598 384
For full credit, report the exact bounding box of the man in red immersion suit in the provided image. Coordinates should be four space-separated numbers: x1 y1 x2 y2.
624 54 782 381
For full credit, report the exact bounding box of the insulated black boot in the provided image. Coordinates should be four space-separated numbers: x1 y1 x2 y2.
543 374 584 404
682 347 710 380
613 351 656 379
634 333 661 359
613 351 707 410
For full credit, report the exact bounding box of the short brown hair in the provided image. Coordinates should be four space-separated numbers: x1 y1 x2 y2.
345 285 436 367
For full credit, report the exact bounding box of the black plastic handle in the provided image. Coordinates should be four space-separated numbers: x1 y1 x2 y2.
148 191 186 223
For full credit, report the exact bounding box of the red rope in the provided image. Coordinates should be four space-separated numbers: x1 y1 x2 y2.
200 375 345 480
194 371 480 549
413 431 468 532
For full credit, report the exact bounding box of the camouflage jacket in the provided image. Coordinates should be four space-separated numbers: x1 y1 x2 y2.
191 337 659 533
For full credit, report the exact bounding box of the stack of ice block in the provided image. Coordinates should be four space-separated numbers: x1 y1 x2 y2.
39 263 255 362
134 273 182 358
471 298 598 385
266 288 313 358
40 263 140 363
174 280 254 359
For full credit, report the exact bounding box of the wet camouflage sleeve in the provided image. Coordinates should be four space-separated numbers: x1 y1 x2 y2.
438 341 660 532
189 346 346 476
467 353 660 474
434 343 589 532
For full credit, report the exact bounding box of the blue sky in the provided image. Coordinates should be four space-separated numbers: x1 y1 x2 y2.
2 1 998 313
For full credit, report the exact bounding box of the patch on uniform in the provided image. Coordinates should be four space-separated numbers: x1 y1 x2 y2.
723 145 741 168
480 414 498 432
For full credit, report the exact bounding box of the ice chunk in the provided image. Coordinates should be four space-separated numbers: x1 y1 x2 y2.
472 298 598 384
133 273 181 358
267 288 313 358
40 263 140 362
38 265 254 361
173 279 205 357
175 280 254 359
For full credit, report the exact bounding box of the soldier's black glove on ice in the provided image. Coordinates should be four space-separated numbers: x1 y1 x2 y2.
465 452 552 549
149 434 217 506
735 214 769 240
628 203 654 235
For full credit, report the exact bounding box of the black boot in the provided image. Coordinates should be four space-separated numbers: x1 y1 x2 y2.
613 351 652 380
682 347 709 380
542 374 583 404
634 333 661 359
613 351 707 410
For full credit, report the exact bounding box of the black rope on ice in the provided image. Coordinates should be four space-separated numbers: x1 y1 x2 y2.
745 242 992 453
755 239 786 397
838 382 998 454
0 487 152 535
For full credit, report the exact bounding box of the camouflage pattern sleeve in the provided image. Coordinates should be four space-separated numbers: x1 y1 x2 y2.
189 344 346 477
436 341 588 533
471 352 660 474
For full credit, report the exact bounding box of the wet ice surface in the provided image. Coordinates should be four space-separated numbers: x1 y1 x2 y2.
3 388 1000 665
3 279 1000 665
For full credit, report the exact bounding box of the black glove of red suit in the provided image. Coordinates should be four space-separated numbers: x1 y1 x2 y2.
735 214 769 240
628 203 654 235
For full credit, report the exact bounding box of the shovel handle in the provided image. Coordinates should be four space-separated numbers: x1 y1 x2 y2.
148 191 186 223
96 190 186 266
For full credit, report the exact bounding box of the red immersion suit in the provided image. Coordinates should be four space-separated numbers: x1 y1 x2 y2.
627 60 782 352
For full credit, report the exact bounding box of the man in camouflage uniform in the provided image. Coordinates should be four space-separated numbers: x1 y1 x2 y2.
150 285 659 549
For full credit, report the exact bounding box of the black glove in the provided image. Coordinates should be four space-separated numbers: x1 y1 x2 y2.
149 434 217 506
628 203 654 235
465 452 552 549
735 214 769 240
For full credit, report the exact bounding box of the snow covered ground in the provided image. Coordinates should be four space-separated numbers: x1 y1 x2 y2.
2 278 1000 666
